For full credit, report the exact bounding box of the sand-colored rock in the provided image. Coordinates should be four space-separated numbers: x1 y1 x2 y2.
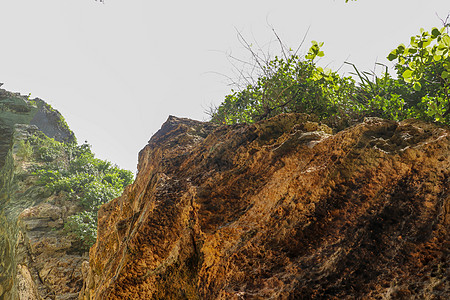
16 265 39 300
81 114 449 299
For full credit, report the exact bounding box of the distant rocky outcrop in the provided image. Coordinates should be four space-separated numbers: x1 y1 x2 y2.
81 114 449 299
0 89 82 300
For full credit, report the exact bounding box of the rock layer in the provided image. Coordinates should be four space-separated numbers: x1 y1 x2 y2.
82 114 449 299
0 89 83 300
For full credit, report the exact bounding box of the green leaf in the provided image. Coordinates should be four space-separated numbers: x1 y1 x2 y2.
413 82 422 91
387 51 397 61
431 27 441 38
312 72 322 81
434 55 442 61
443 35 450 46
442 71 450 80
437 43 447 51
435 48 445 56
422 39 432 48
403 69 413 80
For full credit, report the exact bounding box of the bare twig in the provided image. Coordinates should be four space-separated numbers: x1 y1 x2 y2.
436 12 450 33
293 25 311 57
271 27 289 61
235 28 268 77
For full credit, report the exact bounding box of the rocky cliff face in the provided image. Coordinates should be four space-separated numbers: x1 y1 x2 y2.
0 89 83 300
81 114 449 299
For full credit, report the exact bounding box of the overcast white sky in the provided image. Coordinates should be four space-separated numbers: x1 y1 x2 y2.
1 0 449 172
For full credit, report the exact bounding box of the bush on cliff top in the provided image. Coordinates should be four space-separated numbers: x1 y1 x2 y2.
210 25 450 127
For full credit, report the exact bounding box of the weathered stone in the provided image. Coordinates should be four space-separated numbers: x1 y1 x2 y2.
20 203 62 220
16 265 39 300
81 114 449 299
0 90 83 300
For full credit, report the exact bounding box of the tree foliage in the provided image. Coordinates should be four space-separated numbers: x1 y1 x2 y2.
210 26 450 127
387 26 450 121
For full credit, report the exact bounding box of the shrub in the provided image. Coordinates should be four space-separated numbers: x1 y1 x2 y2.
30 137 134 250
29 134 66 162
64 211 98 251
210 27 450 127
33 169 62 186
81 180 122 210
16 140 33 160
211 54 362 125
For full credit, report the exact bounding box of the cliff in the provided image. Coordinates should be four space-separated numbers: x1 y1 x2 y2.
0 89 83 300
81 114 449 299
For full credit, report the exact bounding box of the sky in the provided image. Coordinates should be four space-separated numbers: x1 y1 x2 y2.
1 0 449 172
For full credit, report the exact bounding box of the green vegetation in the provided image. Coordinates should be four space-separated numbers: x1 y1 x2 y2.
387 26 450 122
16 140 33 160
210 26 450 127
41 101 73 136
27 132 133 250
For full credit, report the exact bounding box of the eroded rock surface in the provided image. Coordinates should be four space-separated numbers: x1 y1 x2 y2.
82 114 449 299
0 90 83 300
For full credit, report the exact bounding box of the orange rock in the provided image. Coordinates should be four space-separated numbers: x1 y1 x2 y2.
81 114 449 299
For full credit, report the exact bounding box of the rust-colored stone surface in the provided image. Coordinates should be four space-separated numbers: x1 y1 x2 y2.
81 114 449 299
